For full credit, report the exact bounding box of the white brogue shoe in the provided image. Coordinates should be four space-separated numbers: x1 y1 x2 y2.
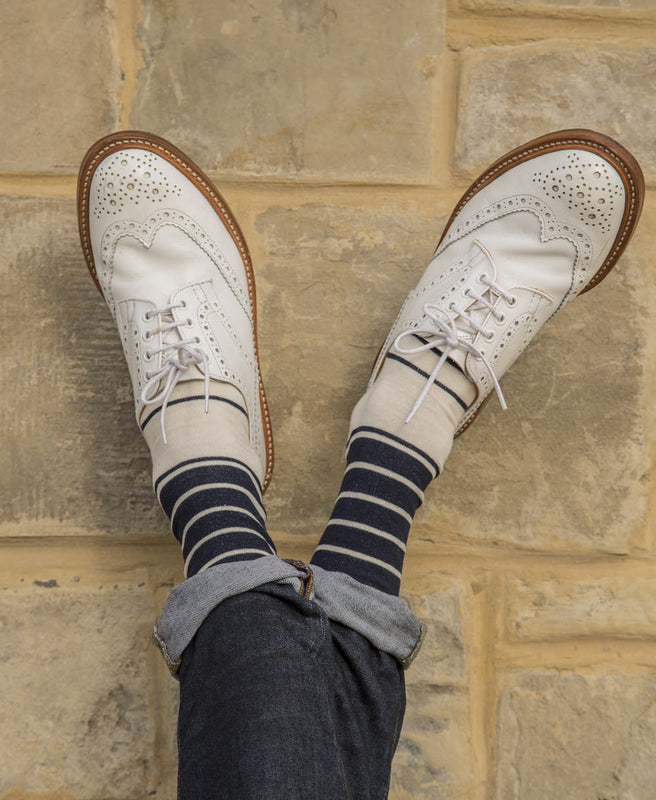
371 129 644 434
78 131 273 490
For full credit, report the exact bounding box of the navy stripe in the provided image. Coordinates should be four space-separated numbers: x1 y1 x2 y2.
310 550 400 588
155 456 262 495
184 530 273 573
338 468 423 512
192 550 265 571
141 395 247 431
349 426 439 477
159 465 262 520
313 535 405 574
386 352 469 412
346 438 433 489
174 503 266 545
330 497 409 536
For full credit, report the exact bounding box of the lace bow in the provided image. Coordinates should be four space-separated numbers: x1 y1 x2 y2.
394 274 518 423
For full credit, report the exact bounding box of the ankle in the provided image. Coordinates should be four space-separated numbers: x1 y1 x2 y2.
142 381 264 485
351 356 475 471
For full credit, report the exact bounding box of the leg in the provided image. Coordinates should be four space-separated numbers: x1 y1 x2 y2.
312 129 644 596
77 133 361 799
308 130 644 789
177 584 405 800
78 132 277 578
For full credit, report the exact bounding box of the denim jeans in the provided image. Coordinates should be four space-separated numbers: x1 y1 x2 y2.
154 557 426 799
177 581 407 800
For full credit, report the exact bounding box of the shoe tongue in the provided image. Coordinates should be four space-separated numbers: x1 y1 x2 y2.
460 285 494 330
444 243 498 370
160 309 180 347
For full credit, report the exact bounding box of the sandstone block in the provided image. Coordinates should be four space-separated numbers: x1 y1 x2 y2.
461 0 654 8
496 671 656 799
506 574 656 640
133 0 443 180
392 580 473 797
0 577 161 798
391 683 475 799
456 46 655 182
0 0 119 172
403 582 467 686
0 196 164 537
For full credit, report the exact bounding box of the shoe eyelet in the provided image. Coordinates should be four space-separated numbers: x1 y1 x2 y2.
484 330 494 341
143 311 153 322
179 300 187 308
496 313 505 324
478 273 488 284
144 351 153 361
195 337 201 344
145 370 152 379
143 330 152 341
187 318 193 327
507 296 517 307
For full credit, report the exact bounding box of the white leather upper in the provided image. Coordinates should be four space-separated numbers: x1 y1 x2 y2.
370 148 628 431
87 148 267 481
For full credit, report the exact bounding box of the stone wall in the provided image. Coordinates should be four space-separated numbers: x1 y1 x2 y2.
2 0 656 797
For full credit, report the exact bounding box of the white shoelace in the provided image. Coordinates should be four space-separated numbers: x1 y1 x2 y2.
141 301 210 443
394 274 517 423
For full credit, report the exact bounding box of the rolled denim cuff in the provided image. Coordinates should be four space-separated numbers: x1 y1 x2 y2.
153 557 426 676
309 565 426 669
153 556 306 674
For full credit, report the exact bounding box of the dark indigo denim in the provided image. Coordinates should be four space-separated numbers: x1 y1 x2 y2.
177 582 406 800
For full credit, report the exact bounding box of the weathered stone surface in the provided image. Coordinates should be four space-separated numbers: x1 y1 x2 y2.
456 46 656 181
496 672 656 799
0 577 160 798
0 0 119 172
253 201 445 536
391 683 475 799
421 253 646 552
0 196 164 536
462 0 655 7
133 0 443 180
506 573 656 640
3 1 656 795
403 581 467 686
390 580 473 797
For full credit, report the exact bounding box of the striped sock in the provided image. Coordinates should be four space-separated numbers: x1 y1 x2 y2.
140 380 275 577
154 457 276 578
310 426 438 595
